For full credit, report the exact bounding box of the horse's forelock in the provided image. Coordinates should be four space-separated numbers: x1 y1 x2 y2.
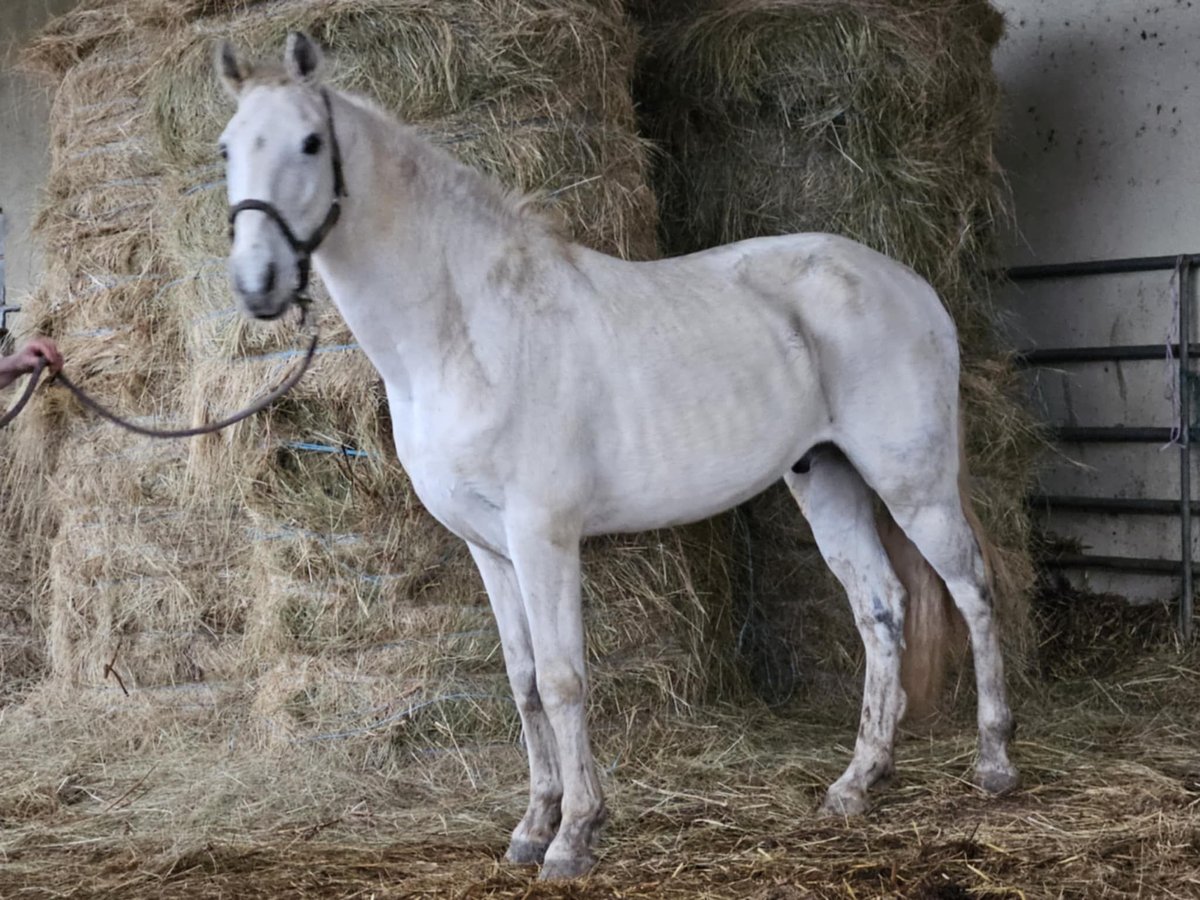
237 62 299 91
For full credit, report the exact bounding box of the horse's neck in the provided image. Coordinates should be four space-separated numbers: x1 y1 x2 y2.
314 94 532 397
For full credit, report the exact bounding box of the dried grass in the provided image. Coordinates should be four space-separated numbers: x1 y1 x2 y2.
3 0 738 753
4 6 187 707
0 597 1196 898
0 4 1082 894
0 473 51 702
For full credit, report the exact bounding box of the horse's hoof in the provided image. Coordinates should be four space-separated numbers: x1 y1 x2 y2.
819 788 870 818
505 839 549 866
538 853 596 881
975 765 1020 795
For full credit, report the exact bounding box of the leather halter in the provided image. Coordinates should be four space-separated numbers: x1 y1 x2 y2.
227 88 348 304
0 89 340 435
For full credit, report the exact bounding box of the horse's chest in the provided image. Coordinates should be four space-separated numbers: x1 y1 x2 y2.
412 469 507 554
388 398 509 554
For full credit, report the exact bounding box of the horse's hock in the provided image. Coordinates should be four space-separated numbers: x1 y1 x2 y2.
3 0 1033 741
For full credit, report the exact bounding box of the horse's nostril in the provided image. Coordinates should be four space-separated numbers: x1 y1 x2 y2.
263 262 277 294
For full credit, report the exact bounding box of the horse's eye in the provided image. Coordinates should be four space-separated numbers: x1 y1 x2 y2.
219 144 228 161
302 134 322 155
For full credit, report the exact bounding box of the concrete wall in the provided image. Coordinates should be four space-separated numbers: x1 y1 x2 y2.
993 1 1200 602
1 0 80 307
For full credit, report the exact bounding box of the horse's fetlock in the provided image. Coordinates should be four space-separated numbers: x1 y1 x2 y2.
984 712 1016 745
559 796 604 826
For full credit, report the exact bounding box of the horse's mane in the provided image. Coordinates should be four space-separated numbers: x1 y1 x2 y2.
336 87 566 242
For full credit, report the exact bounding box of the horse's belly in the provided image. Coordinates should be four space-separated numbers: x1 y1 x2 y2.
586 466 782 535
584 390 826 535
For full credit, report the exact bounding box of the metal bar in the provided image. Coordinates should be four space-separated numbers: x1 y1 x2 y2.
1180 260 1194 641
1030 495 1200 516
1046 553 1200 576
1004 252 1199 638
1007 253 1200 281
0 305 20 337
1016 344 1200 366
1053 426 1180 443
283 441 369 459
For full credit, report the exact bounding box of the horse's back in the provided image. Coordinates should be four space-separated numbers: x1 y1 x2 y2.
663 232 953 344
549 233 956 533
667 231 963 491
588 230 959 419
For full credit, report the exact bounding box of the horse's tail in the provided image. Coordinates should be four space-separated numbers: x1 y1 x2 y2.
878 413 987 722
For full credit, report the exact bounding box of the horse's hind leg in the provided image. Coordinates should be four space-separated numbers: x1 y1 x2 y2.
468 543 563 864
786 446 908 816
879 487 1019 795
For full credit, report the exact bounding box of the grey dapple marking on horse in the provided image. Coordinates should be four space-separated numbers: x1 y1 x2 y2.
217 33 1018 880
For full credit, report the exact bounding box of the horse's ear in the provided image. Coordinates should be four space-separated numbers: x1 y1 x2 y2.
216 40 249 98
285 32 323 84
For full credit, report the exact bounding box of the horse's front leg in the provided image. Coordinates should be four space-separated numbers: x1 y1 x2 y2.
508 514 605 880
468 542 563 864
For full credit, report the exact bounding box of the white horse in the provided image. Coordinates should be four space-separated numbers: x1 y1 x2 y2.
216 34 1018 880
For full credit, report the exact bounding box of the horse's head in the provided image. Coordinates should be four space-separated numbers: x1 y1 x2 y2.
216 33 346 321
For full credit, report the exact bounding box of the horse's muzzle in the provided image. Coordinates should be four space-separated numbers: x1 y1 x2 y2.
233 262 293 320
247 303 289 322
234 285 292 321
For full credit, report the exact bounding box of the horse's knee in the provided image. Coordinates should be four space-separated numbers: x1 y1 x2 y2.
536 663 584 709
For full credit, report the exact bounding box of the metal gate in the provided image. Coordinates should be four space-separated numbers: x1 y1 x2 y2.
1011 254 1196 640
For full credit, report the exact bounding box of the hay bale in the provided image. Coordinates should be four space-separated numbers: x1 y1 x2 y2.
9 7 216 695
2 0 743 764
634 0 1041 697
0 478 50 703
8 3 314 701
0 387 64 706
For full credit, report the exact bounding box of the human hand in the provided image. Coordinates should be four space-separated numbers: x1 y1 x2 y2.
0 336 63 390
11 336 63 376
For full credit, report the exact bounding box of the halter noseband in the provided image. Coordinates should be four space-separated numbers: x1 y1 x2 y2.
227 88 348 305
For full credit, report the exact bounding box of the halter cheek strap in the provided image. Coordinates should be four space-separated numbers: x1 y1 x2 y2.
227 88 349 303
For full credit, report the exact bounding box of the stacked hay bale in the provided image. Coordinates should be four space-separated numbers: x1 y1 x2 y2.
4 0 743 755
633 0 1040 701
13 3 253 700
0 472 49 701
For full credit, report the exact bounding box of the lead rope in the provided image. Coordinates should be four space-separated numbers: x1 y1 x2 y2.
0 304 317 438
3 88 345 436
